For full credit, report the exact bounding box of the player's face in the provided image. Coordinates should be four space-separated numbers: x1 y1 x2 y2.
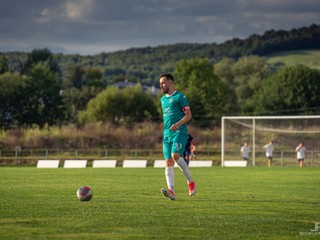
159 77 170 94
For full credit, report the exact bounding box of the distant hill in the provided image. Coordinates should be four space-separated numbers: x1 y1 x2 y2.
266 50 320 70
1 24 320 85
210 24 320 60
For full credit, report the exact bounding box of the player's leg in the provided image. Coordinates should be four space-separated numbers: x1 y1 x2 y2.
172 152 196 196
161 159 176 200
161 137 175 200
192 151 197 160
184 150 190 166
268 157 272 167
172 134 196 196
165 158 175 191
299 159 303 168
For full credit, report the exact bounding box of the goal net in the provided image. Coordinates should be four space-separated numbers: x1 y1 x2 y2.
221 116 320 167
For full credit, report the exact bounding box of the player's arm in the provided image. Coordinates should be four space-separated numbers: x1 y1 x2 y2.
170 106 192 131
296 143 302 152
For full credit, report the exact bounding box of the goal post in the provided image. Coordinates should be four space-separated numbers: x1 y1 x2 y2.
221 115 320 167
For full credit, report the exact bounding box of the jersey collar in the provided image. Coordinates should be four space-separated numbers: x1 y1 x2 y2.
166 90 176 97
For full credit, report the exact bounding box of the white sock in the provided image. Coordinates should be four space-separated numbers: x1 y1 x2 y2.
176 157 193 183
165 167 174 192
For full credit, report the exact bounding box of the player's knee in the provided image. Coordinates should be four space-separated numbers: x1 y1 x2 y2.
166 158 175 167
171 152 181 161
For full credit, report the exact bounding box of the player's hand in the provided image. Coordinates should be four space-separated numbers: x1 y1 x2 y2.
170 123 179 131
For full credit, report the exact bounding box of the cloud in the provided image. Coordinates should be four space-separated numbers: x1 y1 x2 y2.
34 0 95 23
64 0 94 21
0 0 319 55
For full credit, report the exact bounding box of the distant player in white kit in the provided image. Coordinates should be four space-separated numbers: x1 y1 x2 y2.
295 142 306 168
263 140 274 167
240 142 250 161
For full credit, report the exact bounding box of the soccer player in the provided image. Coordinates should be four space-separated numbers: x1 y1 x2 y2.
183 134 193 166
295 142 306 168
240 142 250 161
263 140 274 167
190 140 197 160
159 73 196 200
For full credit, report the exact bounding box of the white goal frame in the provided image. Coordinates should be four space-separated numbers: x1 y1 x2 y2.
221 115 320 166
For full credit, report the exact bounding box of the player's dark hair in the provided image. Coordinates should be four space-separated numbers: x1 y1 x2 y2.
159 73 174 82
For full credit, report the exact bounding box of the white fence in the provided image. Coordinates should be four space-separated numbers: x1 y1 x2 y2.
1 148 320 167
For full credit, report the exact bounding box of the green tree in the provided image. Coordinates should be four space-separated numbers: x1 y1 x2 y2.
0 55 8 74
174 58 231 126
63 86 102 123
23 48 60 75
232 56 269 113
122 85 159 123
213 57 235 85
0 73 26 128
63 65 85 89
17 63 65 127
214 55 270 114
83 67 106 88
254 65 320 115
79 85 159 125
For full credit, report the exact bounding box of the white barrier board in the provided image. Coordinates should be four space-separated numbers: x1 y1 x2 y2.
37 160 60 168
64 160 87 168
189 161 213 167
122 160 147 168
153 160 178 168
223 160 247 167
92 160 117 168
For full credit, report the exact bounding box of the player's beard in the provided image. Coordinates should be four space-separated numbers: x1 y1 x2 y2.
161 86 169 94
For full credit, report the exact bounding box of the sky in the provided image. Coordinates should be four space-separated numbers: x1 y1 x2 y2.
0 0 320 55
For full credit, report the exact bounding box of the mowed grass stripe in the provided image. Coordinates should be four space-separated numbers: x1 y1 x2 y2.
1 167 319 240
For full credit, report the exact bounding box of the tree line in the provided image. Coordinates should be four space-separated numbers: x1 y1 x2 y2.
2 24 320 86
1 24 320 129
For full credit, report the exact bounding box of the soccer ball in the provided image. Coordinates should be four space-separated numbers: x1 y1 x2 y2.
76 186 93 201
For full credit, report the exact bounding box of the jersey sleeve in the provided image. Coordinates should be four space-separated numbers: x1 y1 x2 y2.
180 93 190 109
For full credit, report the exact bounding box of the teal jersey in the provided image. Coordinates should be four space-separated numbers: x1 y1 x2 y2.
160 91 189 137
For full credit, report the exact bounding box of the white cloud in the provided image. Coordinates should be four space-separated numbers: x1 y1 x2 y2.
34 0 95 23
0 0 319 54
34 8 53 23
65 0 90 20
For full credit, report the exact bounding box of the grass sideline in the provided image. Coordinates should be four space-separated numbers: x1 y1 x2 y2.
1 167 320 240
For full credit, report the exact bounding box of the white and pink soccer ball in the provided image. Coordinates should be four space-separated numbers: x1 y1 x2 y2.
76 186 93 201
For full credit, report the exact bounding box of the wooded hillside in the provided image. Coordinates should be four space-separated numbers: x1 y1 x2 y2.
0 24 320 131
2 24 320 86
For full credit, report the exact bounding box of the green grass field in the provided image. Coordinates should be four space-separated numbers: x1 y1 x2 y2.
1 167 320 240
